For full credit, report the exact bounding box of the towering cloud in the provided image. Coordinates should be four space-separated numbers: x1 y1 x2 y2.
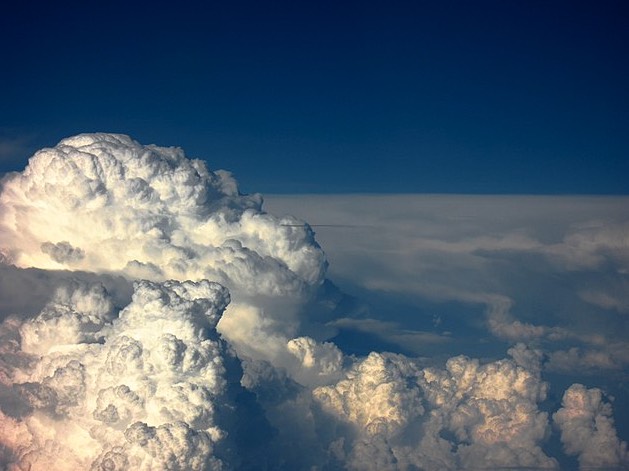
0 133 332 377
553 384 629 469
0 133 331 469
0 134 626 470
0 133 325 291
1 279 234 470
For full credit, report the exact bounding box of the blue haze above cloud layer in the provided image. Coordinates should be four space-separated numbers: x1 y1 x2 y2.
0 134 628 470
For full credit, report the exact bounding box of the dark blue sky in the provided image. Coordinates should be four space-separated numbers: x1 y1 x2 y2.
2 0 628 194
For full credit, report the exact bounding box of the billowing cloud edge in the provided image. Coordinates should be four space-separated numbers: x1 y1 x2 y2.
0 133 627 470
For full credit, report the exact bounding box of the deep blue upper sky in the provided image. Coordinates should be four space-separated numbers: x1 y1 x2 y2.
1 0 628 194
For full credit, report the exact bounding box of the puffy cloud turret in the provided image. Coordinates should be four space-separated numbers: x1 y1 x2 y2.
0 279 236 470
0 133 326 294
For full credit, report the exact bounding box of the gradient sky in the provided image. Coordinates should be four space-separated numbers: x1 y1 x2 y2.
1 0 628 194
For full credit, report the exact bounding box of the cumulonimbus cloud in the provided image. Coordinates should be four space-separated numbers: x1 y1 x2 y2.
0 132 334 377
0 133 325 291
1 134 627 470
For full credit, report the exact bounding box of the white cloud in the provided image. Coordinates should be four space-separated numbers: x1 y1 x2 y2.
0 133 337 469
553 383 629 469
0 133 333 381
312 348 558 470
0 134 325 293
286 336 344 386
0 279 237 470
1 134 628 470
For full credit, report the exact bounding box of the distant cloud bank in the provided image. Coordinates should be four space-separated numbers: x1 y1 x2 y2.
0 134 627 470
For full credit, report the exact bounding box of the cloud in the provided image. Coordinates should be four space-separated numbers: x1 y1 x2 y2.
327 317 451 356
264 194 629 467
0 133 325 291
0 133 340 469
0 278 242 470
0 264 134 326
286 336 344 386
0 133 333 380
579 279 629 314
265 194 629 372
546 343 629 374
553 383 629 469
548 220 629 272
1 134 628 470
311 346 558 470
0 274 284 470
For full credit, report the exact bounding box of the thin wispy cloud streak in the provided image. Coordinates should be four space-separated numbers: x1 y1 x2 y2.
0 135 627 470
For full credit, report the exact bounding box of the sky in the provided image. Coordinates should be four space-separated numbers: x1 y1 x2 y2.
1 0 628 194
1 1 629 470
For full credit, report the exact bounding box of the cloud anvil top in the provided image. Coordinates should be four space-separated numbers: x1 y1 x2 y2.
0 134 627 470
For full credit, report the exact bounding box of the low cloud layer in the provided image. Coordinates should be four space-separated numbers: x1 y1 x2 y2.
1 134 627 470
266 194 629 373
